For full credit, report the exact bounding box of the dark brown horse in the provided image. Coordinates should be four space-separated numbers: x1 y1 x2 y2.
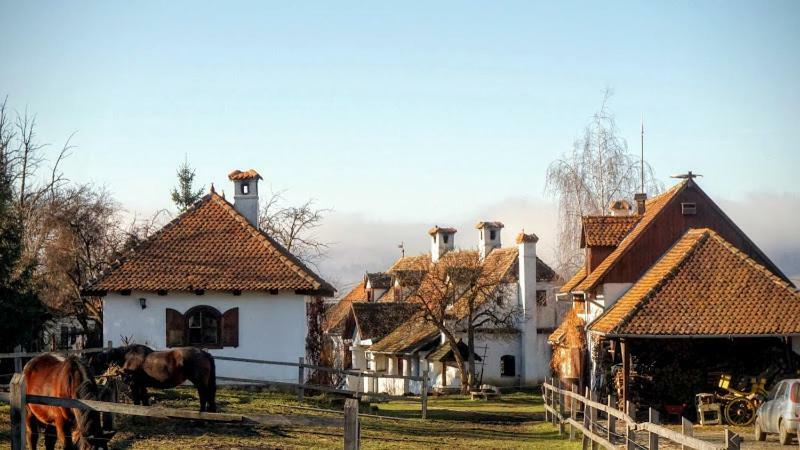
24 353 116 450
89 344 217 412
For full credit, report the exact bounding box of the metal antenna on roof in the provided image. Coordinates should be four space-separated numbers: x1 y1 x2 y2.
640 115 645 194
398 242 405 258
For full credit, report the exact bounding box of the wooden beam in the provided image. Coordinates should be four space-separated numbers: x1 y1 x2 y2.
621 339 630 416
344 398 360 450
10 374 25 450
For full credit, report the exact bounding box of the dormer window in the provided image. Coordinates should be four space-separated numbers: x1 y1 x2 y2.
681 202 697 215
241 182 250 195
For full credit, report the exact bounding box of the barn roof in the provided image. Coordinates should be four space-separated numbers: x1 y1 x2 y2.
351 303 419 342
87 191 333 295
324 281 368 334
589 228 800 337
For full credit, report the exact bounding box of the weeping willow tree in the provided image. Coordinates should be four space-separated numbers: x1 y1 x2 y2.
545 89 661 277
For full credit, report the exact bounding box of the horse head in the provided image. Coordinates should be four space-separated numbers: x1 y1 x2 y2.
75 379 117 449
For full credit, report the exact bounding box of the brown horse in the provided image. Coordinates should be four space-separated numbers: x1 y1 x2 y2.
89 344 217 412
24 353 116 450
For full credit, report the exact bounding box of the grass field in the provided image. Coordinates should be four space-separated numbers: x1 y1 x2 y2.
0 386 580 449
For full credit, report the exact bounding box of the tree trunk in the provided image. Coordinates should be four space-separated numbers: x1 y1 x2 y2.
467 324 476 389
441 330 470 394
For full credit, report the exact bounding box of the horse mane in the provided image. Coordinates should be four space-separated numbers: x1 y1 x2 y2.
71 358 102 443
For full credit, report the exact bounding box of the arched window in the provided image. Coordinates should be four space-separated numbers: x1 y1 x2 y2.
500 355 516 377
185 306 221 346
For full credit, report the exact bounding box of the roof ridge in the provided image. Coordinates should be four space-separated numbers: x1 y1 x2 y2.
576 180 688 292
86 194 214 289
598 228 710 334
208 192 331 292
704 228 799 295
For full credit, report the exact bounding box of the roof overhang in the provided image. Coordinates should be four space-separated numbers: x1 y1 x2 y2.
591 331 800 339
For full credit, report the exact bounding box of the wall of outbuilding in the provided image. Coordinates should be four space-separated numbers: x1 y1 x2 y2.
103 290 307 383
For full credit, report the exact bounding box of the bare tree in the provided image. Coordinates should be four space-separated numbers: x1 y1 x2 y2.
258 187 331 266
545 89 661 276
403 251 520 392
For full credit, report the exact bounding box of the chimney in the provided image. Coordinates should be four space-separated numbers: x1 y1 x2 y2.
516 231 539 383
634 193 647 215
429 226 456 262
228 169 262 226
476 221 504 259
609 200 633 216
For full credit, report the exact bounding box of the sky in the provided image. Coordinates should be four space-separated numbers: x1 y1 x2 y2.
1 1 799 290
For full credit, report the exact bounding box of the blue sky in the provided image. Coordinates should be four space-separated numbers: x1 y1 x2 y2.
1 1 799 286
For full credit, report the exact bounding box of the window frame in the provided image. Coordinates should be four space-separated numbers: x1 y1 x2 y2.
185 305 223 349
500 354 516 377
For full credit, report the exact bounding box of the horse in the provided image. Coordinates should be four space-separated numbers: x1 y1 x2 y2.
23 353 116 450
89 344 217 412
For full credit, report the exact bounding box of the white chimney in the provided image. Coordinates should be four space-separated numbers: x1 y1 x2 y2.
516 231 539 384
228 169 262 226
429 226 456 262
476 221 504 259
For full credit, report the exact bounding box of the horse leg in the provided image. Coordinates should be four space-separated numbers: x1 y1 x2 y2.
57 418 76 450
139 384 150 406
25 412 39 449
43 424 57 450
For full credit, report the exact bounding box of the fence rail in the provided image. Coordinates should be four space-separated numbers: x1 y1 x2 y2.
1 344 430 418
542 378 742 450
3 374 360 450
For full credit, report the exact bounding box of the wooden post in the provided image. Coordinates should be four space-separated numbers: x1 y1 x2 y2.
621 339 630 415
648 407 659 450
102 378 119 432
724 429 741 450
625 423 635 450
569 384 577 441
681 416 692 450
607 394 616 442
297 357 305 402
589 392 598 450
421 369 428 419
107 340 113 350
557 379 565 436
543 377 549 422
344 397 360 450
582 387 590 450
13 345 23 374
10 373 26 450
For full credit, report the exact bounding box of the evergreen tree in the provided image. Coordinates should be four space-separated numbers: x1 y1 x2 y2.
0 144 48 352
170 157 204 211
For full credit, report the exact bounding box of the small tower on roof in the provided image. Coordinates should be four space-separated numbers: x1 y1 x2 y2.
476 221 504 259
429 226 457 262
228 169 262 226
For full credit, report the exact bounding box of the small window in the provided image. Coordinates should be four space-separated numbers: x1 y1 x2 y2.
500 355 516 377
186 306 221 346
536 290 547 306
490 230 497 240
681 202 696 215
443 234 449 244
241 182 250 195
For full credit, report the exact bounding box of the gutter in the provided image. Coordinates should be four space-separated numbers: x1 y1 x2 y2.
591 332 800 339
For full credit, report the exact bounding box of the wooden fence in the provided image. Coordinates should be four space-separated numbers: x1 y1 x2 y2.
542 378 743 450
2 374 361 450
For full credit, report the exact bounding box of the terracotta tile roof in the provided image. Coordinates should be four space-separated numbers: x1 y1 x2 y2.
580 215 640 247
475 221 504 229
428 226 457 236
575 181 687 292
369 313 440 354
324 281 368 334
516 232 539 244
388 254 431 273
427 340 481 363
351 303 419 342
365 272 392 289
227 169 262 181
89 192 333 295
559 266 587 294
589 228 800 337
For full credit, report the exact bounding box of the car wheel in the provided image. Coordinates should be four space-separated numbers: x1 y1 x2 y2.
754 418 767 442
778 420 791 445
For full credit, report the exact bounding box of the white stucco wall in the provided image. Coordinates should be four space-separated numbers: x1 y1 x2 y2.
103 290 307 383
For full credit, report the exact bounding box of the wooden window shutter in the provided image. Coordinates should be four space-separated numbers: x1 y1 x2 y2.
165 308 185 347
222 307 239 347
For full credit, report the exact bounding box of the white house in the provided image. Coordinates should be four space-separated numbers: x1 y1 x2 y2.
85 169 334 382
325 222 564 394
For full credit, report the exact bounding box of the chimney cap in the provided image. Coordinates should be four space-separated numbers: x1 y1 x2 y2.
228 169 263 181
475 221 505 230
516 232 539 244
428 226 457 236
